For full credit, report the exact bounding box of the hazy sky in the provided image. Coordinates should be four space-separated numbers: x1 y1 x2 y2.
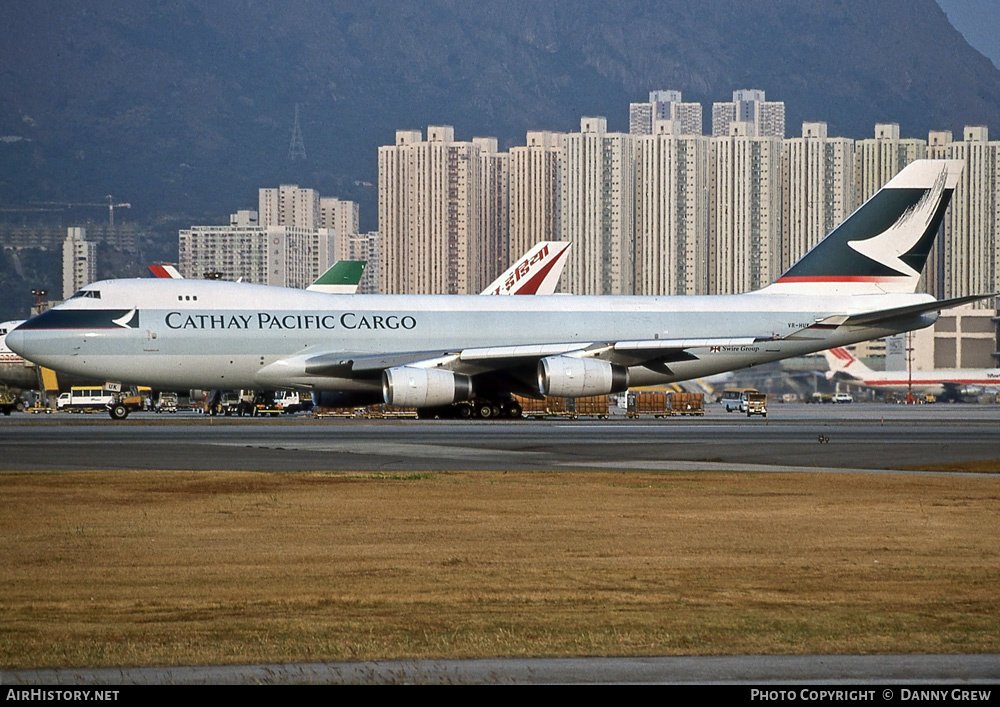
936 0 1000 69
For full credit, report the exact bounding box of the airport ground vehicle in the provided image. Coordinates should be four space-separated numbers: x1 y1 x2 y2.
746 392 768 417
274 390 313 414
512 395 566 419
57 386 116 413
254 396 283 417
721 388 758 413
214 390 255 416
566 395 610 419
627 391 704 417
0 384 18 415
156 392 179 412
671 392 705 416
832 392 853 403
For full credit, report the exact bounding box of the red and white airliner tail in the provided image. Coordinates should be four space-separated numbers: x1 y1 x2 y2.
483 242 571 295
148 264 183 279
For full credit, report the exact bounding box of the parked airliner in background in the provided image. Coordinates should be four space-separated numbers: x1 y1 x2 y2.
9 160 992 419
146 241 570 297
0 320 33 390
824 346 1000 399
149 260 369 294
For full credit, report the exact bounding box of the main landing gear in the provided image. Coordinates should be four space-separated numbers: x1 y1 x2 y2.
416 398 523 420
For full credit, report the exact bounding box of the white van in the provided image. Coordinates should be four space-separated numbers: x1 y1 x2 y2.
57 386 116 412
720 388 758 413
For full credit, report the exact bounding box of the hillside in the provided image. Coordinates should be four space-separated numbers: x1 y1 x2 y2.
1 0 997 228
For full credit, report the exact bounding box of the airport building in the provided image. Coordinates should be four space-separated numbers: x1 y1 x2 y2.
887 304 999 370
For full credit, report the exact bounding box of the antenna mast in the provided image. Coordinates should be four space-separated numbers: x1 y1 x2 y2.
288 103 307 161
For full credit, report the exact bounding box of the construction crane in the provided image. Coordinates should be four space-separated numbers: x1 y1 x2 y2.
105 195 130 229
29 197 131 228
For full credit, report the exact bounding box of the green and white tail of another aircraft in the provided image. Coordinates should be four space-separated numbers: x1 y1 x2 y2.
306 261 367 294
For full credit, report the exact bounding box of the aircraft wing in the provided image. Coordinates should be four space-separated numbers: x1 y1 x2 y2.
256 335 768 400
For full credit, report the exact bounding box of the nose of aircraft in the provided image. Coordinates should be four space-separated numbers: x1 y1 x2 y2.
5 328 26 356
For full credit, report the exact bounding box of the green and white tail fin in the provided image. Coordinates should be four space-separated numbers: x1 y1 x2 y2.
761 159 963 296
307 261 366 294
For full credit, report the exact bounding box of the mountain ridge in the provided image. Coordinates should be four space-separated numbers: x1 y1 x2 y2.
1 0 998 232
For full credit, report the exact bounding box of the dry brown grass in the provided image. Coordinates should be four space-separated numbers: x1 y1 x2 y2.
2 468 998 669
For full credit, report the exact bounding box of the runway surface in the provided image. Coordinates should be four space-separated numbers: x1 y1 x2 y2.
4 403 998 684
2 403 999 473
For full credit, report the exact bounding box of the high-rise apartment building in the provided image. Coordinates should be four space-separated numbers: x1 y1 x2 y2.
319 196 360 261
710 122 782 294
378 126 484 294
475 137 510 288
630 90 703 136
259 185 321 230
343 231 381 294
62 227 96 300
561 117 635 295
854 123 927 202
634 120 710 295
938 126 999 307
712 89 785 138
508 131 565 272
781 122 855 271
179 210 335 288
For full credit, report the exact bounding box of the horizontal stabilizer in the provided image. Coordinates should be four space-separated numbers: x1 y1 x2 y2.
843 293 996 328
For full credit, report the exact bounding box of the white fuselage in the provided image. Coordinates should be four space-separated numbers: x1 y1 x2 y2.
849 370 1000 395
7 278 937 394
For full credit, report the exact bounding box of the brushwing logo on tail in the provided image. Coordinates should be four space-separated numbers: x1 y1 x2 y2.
765 160 962 295
847 170 948 279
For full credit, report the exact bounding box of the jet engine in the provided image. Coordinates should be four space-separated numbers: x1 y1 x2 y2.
537 356 629 397
382 367 474 408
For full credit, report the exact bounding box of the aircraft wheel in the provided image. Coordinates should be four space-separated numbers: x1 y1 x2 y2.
109 404 129 421
507 402 522 419
457 404 473 419
477 404 493 419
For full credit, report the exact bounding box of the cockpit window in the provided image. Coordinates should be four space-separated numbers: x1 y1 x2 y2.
70 290 102 299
